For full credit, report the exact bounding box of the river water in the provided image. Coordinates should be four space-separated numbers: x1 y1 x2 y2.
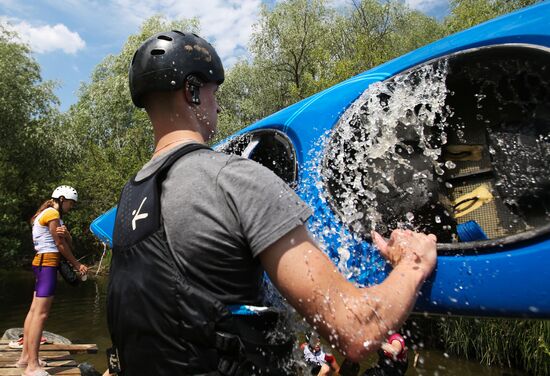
0 270 527 375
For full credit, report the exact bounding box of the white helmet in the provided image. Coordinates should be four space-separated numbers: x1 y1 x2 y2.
52 185 78 202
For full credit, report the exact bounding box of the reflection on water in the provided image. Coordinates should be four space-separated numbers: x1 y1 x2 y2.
0 271 527 375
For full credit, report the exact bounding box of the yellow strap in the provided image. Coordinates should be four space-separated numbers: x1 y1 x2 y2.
444 145 483 161
453 184 493 218
32 253 61 267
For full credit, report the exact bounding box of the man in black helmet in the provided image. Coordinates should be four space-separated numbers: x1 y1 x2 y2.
107 31 437 376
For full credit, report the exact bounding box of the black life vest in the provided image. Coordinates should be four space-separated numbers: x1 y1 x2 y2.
107 143 292 376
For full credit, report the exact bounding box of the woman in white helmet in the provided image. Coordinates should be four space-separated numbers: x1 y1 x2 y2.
14 185 88 376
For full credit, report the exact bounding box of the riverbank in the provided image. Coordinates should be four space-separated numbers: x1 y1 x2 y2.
402 315 550 376
438 316 550 375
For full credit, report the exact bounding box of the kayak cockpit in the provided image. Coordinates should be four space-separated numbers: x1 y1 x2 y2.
322 44 550 254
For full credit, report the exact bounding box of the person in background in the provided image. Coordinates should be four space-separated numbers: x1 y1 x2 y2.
302 332 341 375
106 30 437 375
13 186 87 376
363 333 408 376
338 332 407 376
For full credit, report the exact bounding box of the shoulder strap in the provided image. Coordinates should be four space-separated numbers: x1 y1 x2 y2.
137 143 211 184
113 143 211 249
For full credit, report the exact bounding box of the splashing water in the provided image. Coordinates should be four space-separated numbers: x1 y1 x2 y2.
299 61 452 286
300 131 388 287
322 61 452 240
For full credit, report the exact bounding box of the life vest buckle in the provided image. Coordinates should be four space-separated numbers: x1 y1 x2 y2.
215 331 245 357
215 332 248 376
106 346 122 374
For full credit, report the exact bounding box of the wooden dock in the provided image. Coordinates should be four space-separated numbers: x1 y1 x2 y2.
0 340 97 375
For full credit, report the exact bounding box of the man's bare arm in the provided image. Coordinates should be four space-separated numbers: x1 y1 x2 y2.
259 225 436 362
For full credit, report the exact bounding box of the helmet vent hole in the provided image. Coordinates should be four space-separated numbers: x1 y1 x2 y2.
151 49 165 56
157 35 173 41
172 30 185 36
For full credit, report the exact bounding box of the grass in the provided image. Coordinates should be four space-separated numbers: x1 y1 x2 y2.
437 317 550 375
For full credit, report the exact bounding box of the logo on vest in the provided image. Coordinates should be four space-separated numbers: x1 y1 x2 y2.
131 197 149 230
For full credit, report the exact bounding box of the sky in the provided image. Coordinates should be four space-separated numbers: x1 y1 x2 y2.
0 0 449 112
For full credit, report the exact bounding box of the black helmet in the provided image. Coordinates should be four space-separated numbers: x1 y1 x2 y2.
129 30 224 108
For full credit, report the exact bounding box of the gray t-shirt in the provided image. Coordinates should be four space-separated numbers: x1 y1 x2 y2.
136 143 312 305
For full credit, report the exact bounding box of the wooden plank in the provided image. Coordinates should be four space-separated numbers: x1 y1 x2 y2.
0 367 81 375
0 351 72 360
0 344 97 354
0 359 77 368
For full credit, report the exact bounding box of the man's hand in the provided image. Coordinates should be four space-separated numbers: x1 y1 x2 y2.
372 229 437 280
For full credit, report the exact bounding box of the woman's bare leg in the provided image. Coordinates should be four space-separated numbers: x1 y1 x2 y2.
23 295 53 374
17 293 37 365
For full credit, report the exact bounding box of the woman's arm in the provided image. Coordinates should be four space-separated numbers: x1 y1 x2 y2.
48 219 87 275
56 225 73 248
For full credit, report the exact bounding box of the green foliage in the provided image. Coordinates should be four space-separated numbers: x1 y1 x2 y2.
445 0 540 34
220 0 445 132
249 0 335 107
0 25 63 265
439 317 550 375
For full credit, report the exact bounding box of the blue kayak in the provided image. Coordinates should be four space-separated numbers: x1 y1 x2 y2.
91 2 550 318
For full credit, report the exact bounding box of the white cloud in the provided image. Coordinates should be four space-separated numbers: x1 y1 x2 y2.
1 17 85 54
405 0 449 16
109 0 262 67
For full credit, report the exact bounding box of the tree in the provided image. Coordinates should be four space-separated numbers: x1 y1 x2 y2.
445 0 540 34
218 0 445 135
250 0 335 105
0 25 62 266
331 0 444 78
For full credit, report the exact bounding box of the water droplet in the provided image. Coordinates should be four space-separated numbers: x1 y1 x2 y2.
445 161 456 169
376 184 389 194
170 80 176 86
